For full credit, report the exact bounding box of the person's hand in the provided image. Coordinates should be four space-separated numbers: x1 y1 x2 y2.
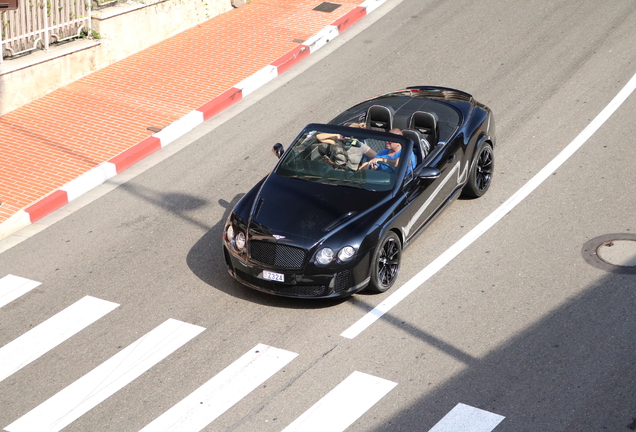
368 158 383 169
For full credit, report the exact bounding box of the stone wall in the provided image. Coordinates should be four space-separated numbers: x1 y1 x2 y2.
0 0 233 116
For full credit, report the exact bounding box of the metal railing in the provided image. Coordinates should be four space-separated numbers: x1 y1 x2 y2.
1 0 92 64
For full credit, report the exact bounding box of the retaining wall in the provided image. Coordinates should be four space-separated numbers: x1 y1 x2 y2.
0 0 233 116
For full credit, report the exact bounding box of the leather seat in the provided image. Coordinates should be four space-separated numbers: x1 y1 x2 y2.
409 111 439 146
402 129 431 166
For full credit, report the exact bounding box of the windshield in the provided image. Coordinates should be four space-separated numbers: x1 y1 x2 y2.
275 127 404 191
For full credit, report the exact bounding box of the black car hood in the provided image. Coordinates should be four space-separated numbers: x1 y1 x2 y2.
248 173 388 249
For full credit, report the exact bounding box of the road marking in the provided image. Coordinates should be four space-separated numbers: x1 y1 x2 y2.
0 275 41 308
429 403 504 432
5 319 205 432
138 343 297 432
0 296 119 383
341 71 636 339
281 371 396 432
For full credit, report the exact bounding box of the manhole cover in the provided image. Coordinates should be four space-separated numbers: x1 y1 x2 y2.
582 233 636 275
597 240 636 267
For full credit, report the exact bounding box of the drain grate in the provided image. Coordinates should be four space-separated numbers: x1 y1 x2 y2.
313 2 341 13
582 233 636 275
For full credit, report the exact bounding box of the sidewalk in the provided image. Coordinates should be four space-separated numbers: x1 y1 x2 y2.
0 0 387 240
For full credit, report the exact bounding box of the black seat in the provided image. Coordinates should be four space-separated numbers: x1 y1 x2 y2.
402 129 431 166
409 111 439 146
365 105 394 131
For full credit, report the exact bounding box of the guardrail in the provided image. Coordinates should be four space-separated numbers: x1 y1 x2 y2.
0 0 92 64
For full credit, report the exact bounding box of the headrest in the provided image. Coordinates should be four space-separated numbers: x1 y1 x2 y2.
365 105 394 130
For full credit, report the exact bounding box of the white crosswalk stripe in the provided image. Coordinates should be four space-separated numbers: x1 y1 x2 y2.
0 275 504 431
0 295 119 383
5 319 205 432
138 343 298 432
281 371 397 432
428 403 505 432
0 275 41 308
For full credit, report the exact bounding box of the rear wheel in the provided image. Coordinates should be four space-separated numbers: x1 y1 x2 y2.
367 231 401 293
462 143 494 198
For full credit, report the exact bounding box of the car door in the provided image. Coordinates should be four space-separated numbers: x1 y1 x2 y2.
400 135 464 242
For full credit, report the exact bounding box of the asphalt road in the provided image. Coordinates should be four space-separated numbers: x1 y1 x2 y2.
1 0 636 431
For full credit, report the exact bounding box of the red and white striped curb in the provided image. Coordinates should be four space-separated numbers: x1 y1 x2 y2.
0 0 386 240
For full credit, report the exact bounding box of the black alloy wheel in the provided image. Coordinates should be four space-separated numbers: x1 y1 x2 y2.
367 231 402 293
462 143 494 198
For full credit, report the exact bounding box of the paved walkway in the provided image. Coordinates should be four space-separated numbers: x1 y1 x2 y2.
0 0 386 240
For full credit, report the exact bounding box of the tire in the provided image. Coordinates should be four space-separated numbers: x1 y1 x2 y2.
367 231 402 293
462 143 494 198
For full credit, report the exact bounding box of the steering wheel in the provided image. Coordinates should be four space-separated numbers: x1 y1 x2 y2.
358 159 396 172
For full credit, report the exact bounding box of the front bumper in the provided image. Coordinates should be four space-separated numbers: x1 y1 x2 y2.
223 245 370 298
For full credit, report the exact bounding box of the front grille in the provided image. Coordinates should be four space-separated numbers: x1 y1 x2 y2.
235 270 327 297
249 240 306 269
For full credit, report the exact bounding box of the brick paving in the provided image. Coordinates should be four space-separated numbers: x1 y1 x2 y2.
0 0 368 227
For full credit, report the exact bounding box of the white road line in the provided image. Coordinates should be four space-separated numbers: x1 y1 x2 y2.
5 319 205 432
0 296 119 383
428 403 504 432
341 71 636 340
0 275 41 308
280 371 397 432
138 343 298 432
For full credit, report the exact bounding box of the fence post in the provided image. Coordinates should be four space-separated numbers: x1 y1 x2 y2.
0 11 4 64
88 0 92 38
42 1 49 51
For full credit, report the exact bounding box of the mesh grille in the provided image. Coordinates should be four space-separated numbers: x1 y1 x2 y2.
249 240 306 269
334 270 351 293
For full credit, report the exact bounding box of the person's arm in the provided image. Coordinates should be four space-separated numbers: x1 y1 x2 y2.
364 155 398 170
316 133 341 145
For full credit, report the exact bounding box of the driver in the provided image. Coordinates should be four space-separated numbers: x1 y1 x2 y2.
360 129 416 172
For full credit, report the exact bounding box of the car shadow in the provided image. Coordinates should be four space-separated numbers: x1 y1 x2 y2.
186 193 347 309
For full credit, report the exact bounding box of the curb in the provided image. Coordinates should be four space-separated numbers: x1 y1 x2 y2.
0 0 387 241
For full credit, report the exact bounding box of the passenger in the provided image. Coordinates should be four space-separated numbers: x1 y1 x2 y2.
316 129 377 170
359 129 416 172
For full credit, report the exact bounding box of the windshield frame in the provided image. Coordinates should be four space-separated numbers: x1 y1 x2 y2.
274 123 413 193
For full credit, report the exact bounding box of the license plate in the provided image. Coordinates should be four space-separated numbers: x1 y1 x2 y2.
263 270 284 282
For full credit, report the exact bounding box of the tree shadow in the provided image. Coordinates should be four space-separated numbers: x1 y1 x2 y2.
363 270 636 431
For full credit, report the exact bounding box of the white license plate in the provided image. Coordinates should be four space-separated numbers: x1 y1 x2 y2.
263 270 284 282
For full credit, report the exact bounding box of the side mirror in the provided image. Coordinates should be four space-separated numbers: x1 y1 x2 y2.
272 143 284 159
418 167 441 179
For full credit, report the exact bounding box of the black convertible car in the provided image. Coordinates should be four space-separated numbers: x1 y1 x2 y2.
223 86 495 298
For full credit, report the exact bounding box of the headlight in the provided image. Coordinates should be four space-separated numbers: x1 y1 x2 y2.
226 225 235 242
315 247 334 265
236 231 246 251
226 224 246 251
337 246 356 262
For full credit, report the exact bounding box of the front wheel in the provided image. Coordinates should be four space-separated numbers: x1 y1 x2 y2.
462 143 494 198
367 231 402 293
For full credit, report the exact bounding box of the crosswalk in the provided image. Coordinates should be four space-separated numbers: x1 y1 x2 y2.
139 344 297 432
0 274 505 431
